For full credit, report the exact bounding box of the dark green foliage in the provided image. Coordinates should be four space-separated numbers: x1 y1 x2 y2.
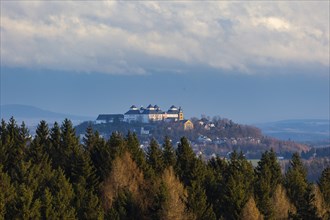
41 188 57 219
87 127 112 182
176 137 216 219
221 151 255 220
187 182 216 220
2 118 27 180
285 153 308 207
318 167 330 206
285 153 321 219
295 185 322 220
70 142 103 219
49 122 61 167
0 118 326 220
108 131 126 158
125 132 151 177
83 124 97 151
14 184 41 219
29 120 50 164
206 156 227 218
162 136 176 168
59 119 80 177
255 149 282 219
0 165 15 219
176 137 196 186
107 190 141 220
49 168 76 219
147 138 165 174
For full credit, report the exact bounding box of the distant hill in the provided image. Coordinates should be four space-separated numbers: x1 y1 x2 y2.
76 117 310 158
0 104 93 126
255 119 330 142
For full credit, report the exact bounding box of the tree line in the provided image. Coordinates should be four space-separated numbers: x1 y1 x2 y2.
1 117 329 219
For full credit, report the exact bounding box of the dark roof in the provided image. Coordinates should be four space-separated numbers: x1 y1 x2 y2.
167 109 179 114
154 105 159 109
97 114 124 120
142 109 164 114
124 110 141 115
178 119 191 124
130 105 137 109
170 105 177 109
147 104 153 108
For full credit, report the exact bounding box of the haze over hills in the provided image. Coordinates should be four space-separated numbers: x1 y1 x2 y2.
254 119 330 143
2 105 329 142
0 104 93 126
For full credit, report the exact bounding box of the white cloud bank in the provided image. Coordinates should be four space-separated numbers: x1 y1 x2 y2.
1 1 329 75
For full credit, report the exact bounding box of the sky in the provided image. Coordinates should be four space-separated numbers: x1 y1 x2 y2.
1 1 329 124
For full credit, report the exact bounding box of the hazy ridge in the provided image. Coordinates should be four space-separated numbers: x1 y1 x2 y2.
255 119 330 142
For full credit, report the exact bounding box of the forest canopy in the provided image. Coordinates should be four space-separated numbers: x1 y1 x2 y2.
0 117 329 219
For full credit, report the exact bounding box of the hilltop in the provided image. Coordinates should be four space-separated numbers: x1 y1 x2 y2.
75 115 310 159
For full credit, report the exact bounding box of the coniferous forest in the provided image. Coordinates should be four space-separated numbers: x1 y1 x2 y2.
1 117 330 220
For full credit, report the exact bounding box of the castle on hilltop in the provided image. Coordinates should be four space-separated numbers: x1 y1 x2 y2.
96 104 184 124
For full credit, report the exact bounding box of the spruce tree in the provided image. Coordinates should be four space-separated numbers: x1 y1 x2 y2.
176 137 216 219
70 144 103 219
126 132 151 177
0 120 7 145
108 132 126 158
59 119 80 178
89 131 112 182
18 121 30 149
175 137 196 186
285 153 308 208
49 168 76 219
83 124 96 151
147 138 164 174
255 149 282 219
162 136 176 168
15 184 41 220
187 181 216 220
29 120 50 164
206 156 228 218
0 165 15 220
295 185 321 220
49 122 62 169
4 118 26 179
318 167 330 206
221 151 255 220
285 153 320 219
41 188 57 219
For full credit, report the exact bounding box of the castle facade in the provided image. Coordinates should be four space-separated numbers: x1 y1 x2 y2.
124 104 183 123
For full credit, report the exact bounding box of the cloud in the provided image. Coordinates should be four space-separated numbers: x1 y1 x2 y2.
1 1 329 75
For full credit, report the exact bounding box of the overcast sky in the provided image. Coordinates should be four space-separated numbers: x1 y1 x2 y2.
1 1 329 123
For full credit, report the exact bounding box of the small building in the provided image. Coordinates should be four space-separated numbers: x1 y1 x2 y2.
96 114 124 124
179 119 194 130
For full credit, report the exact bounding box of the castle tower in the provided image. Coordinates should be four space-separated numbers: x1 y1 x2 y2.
178 107 184 120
